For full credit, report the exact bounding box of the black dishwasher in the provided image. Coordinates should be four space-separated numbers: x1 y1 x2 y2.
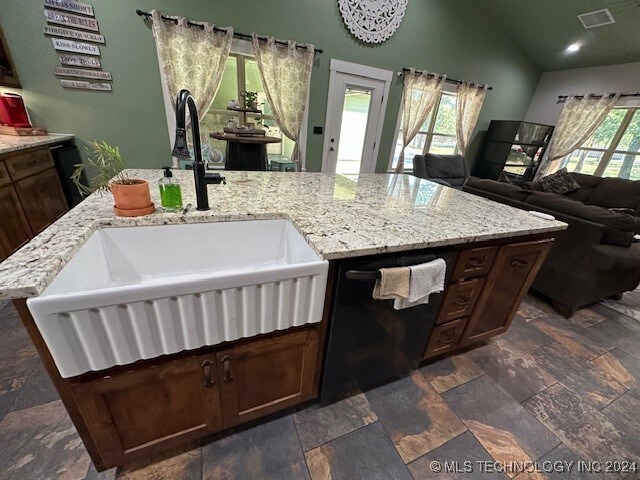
320 249 457 403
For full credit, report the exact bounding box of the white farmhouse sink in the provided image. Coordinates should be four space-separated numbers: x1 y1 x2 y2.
27 220 329 378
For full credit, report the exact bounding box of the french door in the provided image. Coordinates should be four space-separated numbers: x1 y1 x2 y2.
322 61 391 174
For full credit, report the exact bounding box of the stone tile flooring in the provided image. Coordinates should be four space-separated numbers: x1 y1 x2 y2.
1 294 640 479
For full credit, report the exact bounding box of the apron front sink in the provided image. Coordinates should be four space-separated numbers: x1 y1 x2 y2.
27 220 329 378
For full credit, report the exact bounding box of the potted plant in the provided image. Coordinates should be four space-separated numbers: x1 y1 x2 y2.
240 90 258 110
72 140 155 217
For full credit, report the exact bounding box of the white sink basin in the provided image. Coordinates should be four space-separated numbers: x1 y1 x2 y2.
27 220 329 378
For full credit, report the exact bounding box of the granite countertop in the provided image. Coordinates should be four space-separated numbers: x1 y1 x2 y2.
0 169 566 299
0 134 75 155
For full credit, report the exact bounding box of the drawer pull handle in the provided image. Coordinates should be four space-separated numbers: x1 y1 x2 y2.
511 259 530 268
467 258 486 268
221 355 233 383
201 359 214 388
452 297 471 307
438 332 457 344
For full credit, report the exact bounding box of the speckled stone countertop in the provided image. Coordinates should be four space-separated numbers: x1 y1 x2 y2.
0 133 74 155
0 169 566 299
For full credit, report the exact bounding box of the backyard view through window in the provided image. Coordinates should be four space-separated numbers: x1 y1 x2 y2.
391 92 457 171
559 106 640 179
197 54 296 165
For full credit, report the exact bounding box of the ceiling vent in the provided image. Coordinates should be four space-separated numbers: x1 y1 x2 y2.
578 8 615 28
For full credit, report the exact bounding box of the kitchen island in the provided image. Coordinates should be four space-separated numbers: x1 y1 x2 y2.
0 170 566 470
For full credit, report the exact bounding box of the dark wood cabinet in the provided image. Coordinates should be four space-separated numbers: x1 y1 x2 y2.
437 277 484 324
0 185 32 257
0 145 68 256
68 326 321 468
424 318 467 358
424 238 553 359
16 168 68 234
71 353 224 467
459 239 553 346
217 328 319 427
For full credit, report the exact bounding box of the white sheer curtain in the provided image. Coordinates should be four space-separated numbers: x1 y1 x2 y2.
455 82 488 155
151 10 232 120
535 93 620 179
252 34 315 170
395 69 446 174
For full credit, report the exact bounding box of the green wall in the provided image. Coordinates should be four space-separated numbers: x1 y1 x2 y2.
1 0 540 172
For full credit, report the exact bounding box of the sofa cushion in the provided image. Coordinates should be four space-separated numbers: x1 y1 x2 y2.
465 177 531 202
526 191 636 247
539 168 580 195
570 172 602 188
521 181 542 191
425 154 467 179
585 177 640 213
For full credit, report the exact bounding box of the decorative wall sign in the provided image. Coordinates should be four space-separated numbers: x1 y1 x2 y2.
338 0 408 43
44 9 100 32
58 54 101 69
44 26 104 44
54 67 111 80
44 0 94 16
52 38 100 56
60 79 111 91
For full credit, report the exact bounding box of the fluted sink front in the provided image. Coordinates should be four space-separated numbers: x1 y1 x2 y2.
27 220 329 378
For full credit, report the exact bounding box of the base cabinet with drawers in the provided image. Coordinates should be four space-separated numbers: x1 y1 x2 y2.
69 326 320 468
424 238 553 358
0 145 69 260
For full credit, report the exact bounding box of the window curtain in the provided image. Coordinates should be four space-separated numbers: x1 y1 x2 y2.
395 69 446 174
535 93 620 179
252 34 314 170
455 82 488 156
151 10 233 120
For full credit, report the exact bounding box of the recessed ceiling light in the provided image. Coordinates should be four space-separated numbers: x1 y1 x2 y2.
566 43 580 53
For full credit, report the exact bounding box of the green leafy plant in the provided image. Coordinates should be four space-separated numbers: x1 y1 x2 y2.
243 91 258 109
72 140 134 196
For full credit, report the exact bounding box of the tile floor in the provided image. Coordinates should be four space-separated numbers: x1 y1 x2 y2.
1 294 640 479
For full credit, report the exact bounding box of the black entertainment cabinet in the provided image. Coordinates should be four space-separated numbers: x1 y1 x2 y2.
472 120 554 183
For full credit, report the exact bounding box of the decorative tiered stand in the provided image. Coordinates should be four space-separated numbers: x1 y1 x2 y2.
210 106 281 171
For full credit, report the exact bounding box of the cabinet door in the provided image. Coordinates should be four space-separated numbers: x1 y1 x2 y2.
0 185 32 255
217 328 319 428
71 354 223 467
460 239 553 347
16 168 68 234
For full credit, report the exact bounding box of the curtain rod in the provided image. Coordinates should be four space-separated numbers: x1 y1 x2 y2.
398 67 493 90
557 92 640 103
136 9 323 53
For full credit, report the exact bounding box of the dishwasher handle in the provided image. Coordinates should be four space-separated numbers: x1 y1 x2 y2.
345 270 381 281
344 255 439 282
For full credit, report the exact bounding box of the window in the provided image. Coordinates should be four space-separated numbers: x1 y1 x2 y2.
390 92 458 171
558 107 640 180
197 53 297 165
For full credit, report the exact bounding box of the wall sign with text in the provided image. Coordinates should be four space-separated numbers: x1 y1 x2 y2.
43 0 113 91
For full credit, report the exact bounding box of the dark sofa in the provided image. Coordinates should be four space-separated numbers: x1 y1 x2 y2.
463 172 640 316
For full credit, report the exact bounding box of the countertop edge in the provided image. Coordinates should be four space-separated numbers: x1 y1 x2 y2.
0 133 75 155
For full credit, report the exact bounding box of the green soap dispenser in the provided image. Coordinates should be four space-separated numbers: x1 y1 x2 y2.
158 167 183 212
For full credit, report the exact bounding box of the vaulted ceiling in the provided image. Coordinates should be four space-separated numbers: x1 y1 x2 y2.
476 0 640 71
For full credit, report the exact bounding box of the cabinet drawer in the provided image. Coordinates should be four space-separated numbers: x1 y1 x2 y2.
424 318 467 358
451 246 498 280
0 162 10 187
437 277 484 324
5 148 54 181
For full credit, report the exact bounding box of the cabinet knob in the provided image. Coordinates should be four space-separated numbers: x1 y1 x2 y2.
201 359 214 388
221 355 234 383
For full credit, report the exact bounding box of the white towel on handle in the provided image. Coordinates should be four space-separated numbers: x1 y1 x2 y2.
393 258 446 310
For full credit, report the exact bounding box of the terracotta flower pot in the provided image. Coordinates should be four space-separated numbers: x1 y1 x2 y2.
110 179 155 217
